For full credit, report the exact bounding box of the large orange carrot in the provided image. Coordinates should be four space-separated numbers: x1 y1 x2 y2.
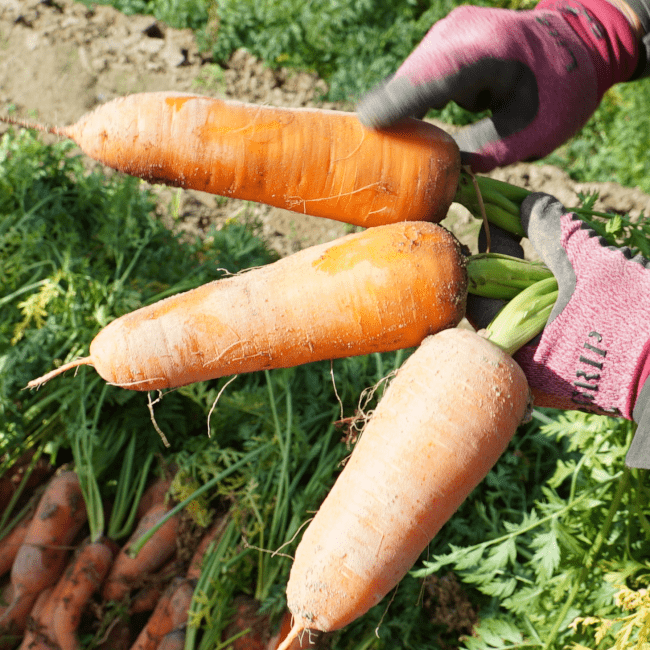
0 471 87 635
9 92 460 228
29 222 467 392
103 503 180 603
278 329 531 646
51 537 117 650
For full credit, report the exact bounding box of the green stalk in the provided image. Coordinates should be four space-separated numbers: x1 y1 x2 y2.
484 277 558 355
467 254 552 300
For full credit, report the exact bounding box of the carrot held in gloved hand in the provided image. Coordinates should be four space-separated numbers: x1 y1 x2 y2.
357 0 649 172
476 193 650 469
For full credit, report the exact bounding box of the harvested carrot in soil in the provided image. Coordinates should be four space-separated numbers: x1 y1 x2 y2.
29 221 467 392
7 92 460 228
51 537 117 650
16 586 53 650
103 503 180 603
135 478 172 520
156 627 186 650
222 596 269 650
278 329 531 647
129 577 195 650
0 471 87 636
129 557 185 614
0 513 33 578
185 515 229 582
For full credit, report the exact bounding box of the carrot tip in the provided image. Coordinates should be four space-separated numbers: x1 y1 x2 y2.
26 357 94 390
276 621 304 650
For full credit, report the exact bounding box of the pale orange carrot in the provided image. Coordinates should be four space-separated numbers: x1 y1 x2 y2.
278 329 531 646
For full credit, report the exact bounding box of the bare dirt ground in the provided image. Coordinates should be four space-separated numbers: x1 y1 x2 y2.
2 0 650 257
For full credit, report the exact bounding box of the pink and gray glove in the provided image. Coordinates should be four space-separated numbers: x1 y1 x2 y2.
357 0 648 172
499 194 650 468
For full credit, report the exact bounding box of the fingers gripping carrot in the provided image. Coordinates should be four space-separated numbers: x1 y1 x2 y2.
11 92 460 229
0 471 87 635
29 222 467 392
278 329 531 644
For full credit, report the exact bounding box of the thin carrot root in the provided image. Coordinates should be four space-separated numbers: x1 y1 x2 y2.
275 622 303 650
26 357 93 389
0 114 67 138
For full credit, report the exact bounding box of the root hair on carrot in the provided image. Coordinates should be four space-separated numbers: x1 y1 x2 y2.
147 392 170 448
207 375 238 437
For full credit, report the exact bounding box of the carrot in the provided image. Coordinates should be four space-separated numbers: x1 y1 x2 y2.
0 471 87 636
277 328 531 646
50 537 117 650
129 557 185 614
129 577 195 650
156 627 186 650
136 478 172 520
0 512 33 578
268 610 317 649
186 515 229 582
222 596 268 650
5 92 460 228
16 586 53 650
28 221 467 392
103 503 180 603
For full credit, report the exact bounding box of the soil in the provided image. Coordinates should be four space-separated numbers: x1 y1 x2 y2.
3 0 650 258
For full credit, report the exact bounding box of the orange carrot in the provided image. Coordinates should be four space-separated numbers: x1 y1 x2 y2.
278 329 531 646
186 515 229 582
129 557 185 615
6 92 460 228
103 503 179 603
268 610 317 650
222 596 268 650
129 577 195 650
16 586 53 650
0 471 87 636
156 627 186 650
29 221 467 392
50 537 117 650
0 512 33 578
136 478 172 520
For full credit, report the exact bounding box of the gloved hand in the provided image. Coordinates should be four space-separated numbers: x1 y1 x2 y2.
357 0 646 172
486 193 650 468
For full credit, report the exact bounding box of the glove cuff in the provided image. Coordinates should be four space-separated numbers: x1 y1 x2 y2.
536 0 640 95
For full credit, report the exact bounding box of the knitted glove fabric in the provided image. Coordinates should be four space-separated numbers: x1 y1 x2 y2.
357 0 640 171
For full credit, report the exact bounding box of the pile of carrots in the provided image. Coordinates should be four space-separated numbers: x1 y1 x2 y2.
2 92 563 646
0 468 307 650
